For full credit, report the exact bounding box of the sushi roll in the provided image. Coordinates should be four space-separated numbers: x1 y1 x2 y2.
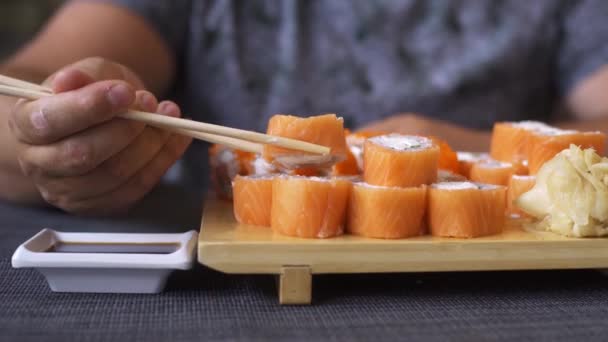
527 130 606 174
347 183 427 239
490 121 553 164
364 134 439 187
263 114 349 169
345 130 388 172
456 152 490 178
232 175 274 227
428 182 507 238
469 160 514 186
271 176 351 238
209 145 254 200
507 175 536 218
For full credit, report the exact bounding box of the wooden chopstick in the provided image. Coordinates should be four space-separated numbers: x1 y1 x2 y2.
118 111 329 155
0 84 51 101
0 75 330 155
0 83 263 153
0 74 52 94
169 127 263 153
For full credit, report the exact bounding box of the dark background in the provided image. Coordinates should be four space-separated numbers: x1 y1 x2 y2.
0 0 63 59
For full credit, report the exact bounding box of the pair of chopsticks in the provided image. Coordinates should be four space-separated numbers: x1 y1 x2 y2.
0 74 330 155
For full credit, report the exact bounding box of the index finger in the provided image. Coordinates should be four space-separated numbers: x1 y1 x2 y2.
10 80 135 145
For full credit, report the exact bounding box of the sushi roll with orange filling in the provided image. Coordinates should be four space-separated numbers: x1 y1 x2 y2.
490 121 553 163
507 175 536 217
271 176 351 238
346 130 389 172
364 134 439 187
456 152 490 178
347 183 427 239
527 130 606 174
428 182 507 238
263 114 348 170
232 175 274 227
469 160 514 186
209 145 255 200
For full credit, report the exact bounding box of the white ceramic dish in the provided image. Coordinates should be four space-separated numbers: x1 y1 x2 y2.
12 229 198 293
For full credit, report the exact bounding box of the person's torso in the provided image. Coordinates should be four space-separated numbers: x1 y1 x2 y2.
171 0 566 188
174 0 566 131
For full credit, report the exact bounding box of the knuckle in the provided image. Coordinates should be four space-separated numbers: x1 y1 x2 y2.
59 140 95 174
77 90 106 114
39 188 64 207
7 99 42 141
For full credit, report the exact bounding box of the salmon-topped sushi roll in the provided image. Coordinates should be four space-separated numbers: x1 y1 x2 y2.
346 130 390 172
507 175 536 218
490 121 552 164
347 183 427 239
232 175 274 227
271 176 351 238
263 114 348 169
469 160 514 186
428 182 507 238
456 152 490 178
209 145 255 200
364 134 439 187
527 130 606 174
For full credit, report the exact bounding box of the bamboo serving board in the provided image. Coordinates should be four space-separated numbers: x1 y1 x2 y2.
198 199 608 304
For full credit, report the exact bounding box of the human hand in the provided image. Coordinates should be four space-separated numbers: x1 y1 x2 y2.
8 57 192 215
359 113 490 151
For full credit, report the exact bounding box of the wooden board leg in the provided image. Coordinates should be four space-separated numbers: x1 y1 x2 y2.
277 266 312 305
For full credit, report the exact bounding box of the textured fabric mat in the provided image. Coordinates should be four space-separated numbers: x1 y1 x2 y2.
1 185 608 342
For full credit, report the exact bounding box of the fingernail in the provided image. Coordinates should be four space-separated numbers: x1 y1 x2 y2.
158 102 169 113
159 102 179 117
140 93 154 111
107 84 132 107
31 109 48 132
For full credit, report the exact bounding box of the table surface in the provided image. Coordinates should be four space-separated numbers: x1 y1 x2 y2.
2 185 608 342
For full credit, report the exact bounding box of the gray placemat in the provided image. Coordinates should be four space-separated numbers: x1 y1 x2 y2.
2 186 608 342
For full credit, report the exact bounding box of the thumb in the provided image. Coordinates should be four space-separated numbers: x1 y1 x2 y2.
50 68 96 93
46 57 146 93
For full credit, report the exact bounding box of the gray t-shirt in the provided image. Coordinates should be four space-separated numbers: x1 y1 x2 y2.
101 0 608 188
